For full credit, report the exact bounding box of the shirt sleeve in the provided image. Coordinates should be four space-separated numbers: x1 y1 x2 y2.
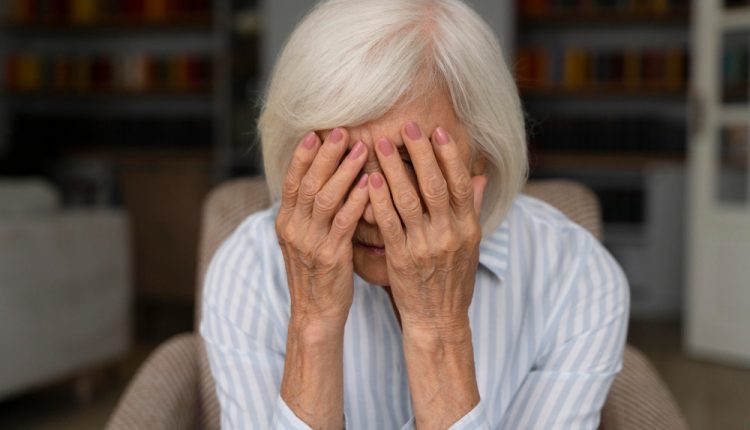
399 400 492 430
199 218 350 429
499 231 630 429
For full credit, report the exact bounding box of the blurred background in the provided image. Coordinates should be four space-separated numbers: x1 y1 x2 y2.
0 0 748 429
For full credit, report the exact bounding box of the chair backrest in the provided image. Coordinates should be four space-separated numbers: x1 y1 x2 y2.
193 177 602 320
193 177 686 430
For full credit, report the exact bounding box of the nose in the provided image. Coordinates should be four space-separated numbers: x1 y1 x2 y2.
363 202 376 224
361 140 383 225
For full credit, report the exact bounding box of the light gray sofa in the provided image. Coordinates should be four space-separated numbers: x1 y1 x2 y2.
0 177 132 401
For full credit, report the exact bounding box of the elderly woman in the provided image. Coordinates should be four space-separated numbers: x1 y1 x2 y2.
200 0 629 429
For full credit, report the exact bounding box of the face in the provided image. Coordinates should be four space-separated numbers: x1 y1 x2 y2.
319 90 485 287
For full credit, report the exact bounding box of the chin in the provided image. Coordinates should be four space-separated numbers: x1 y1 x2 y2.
352 245 390 287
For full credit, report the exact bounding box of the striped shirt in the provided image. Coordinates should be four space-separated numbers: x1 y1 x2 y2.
200 193 630 429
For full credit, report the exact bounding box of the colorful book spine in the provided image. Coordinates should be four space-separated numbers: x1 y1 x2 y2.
3 53 213 94
517 45 688 92
520 0 689 15
5 0 212 25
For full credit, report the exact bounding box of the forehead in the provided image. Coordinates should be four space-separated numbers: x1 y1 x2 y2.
354 89 459 146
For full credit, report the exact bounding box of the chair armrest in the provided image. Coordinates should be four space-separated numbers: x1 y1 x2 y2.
106 333 200 430
601 344 689 430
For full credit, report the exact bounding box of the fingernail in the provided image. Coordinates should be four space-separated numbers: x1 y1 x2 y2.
405 121 422 140
377 138 393 156
302 132 316 149
435 127 450 145
330 128 343 143
357 173 369 188
370 172 384 188
348 141 365 160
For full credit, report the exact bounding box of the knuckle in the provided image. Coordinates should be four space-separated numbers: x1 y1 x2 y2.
316 245 337 266
413 241 431 258
438 233 461 252
453 175 473 201
313 191 337 214
281 179 299 200
332 212 353 233
380 215 401 235
298 177 318 200
423 175 448 202
467 223 482 244
396 190 421 214
282 224 297 243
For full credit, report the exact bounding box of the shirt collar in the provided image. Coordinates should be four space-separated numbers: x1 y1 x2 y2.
478 217 511 284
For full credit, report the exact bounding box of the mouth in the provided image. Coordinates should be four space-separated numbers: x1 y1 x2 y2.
354 240 385 256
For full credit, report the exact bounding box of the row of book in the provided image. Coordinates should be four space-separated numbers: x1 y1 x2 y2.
520 0 689 15
516 46 688 91
526 116 687 155
4 53 212 94
5 0 212 24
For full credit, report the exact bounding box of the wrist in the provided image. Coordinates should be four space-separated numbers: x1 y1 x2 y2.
288 314 346 346
402 317 473 352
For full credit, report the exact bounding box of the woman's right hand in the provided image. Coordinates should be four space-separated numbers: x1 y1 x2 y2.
275 127 370 334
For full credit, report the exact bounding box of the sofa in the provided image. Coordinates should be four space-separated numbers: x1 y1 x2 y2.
0 177 132 401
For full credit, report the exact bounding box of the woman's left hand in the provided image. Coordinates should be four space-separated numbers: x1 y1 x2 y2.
368 121 488 341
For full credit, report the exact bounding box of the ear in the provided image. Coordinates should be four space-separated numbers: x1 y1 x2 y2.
470 151 488 176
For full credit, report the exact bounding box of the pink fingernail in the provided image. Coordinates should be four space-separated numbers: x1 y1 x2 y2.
435 127 450 145
330 128 343 143
405 121 422 139
357 173 369 188
302 132 316 149
377 138 394 156
348 141 365 160
370 173 384 188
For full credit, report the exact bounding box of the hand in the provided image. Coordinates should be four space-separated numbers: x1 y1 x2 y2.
275 128 370 333
367 122 487 339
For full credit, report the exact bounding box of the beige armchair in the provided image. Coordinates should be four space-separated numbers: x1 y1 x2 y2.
106 177 688 430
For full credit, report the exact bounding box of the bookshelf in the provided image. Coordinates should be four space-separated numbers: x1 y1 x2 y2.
0 0 262 312
516 0 691 318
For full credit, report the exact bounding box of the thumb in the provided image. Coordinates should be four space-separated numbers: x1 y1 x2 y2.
472 175 488 217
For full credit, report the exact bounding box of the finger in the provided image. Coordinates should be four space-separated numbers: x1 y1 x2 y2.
367 172 406 250
472 175 488 218
401 121 450 219
311 140 368 229
295 127 349 219
279 131 320 222
373 137 424 231
432 126 475 217
328 173 370 243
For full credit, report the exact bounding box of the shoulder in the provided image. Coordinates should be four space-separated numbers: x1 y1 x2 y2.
500 193 599 269
511 193 592 238
507 192 629 308
201 203 282 308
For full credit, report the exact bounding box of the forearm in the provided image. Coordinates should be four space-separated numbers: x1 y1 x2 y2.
280 317 345 430
402 320 480 429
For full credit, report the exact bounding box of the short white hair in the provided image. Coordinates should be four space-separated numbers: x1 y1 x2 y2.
258 0 528 235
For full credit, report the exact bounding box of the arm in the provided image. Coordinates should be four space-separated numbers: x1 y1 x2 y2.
202 127 370 429
367 122 491 429
401 321 483 429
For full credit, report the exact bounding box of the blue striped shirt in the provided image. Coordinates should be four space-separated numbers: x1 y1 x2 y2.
200 193 630 429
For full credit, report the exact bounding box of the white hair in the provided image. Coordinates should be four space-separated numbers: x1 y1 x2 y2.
258 0 528 235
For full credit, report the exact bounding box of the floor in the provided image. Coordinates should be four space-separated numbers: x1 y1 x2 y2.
0 320 748 430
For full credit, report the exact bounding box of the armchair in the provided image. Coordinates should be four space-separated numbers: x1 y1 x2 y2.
107 177 687 430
